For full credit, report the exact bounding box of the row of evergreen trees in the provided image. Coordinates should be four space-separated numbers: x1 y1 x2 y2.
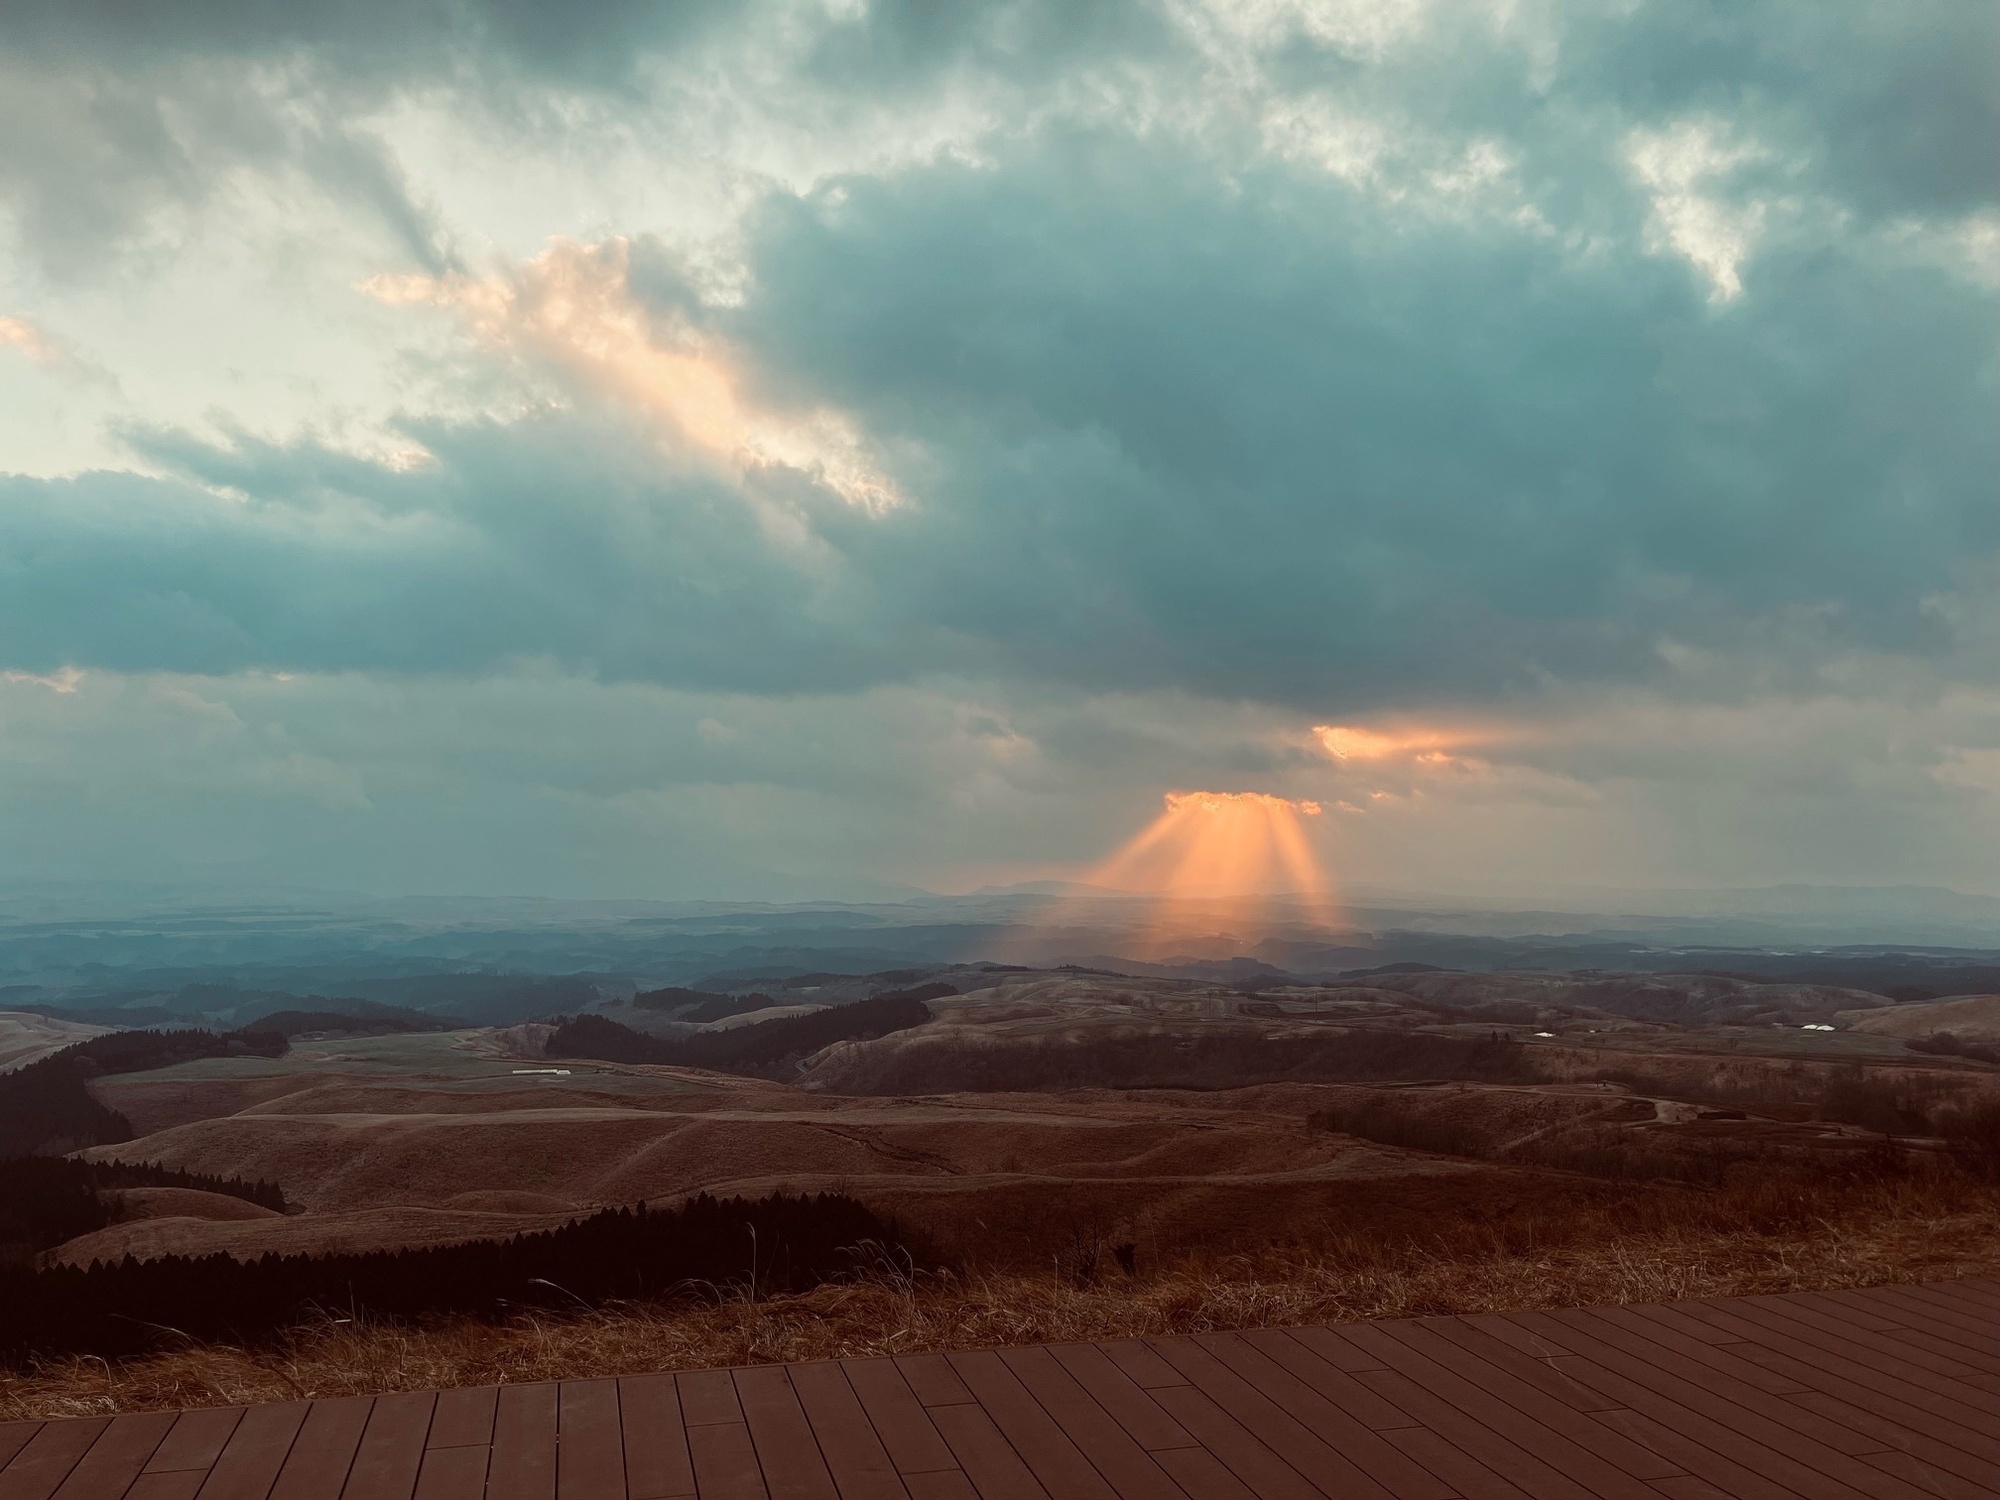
0 1192 902 1362
546 985 953 1077
0 1156 288 1265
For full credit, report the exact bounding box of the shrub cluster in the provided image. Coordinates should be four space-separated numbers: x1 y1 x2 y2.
1905 1031 2000 1065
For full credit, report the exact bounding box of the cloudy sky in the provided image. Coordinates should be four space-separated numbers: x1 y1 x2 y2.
0 0 1994 904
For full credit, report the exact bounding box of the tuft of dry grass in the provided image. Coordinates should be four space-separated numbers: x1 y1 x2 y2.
3 1169 1992 1421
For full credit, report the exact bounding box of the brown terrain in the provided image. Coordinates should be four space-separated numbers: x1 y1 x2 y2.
45 970 1997 1271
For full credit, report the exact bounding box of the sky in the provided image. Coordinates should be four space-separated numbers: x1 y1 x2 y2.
0 0 1995 905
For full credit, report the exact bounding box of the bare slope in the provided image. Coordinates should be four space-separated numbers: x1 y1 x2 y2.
1838 994 2000 1042
0 1012 110 1073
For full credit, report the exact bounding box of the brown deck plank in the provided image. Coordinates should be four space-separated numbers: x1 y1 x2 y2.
891 1357 973 1409
46 1412 176 1500
488 1383 559 1500
1141 1449 1255 1500
1197 1331 1458 1499
620 1373 695 1500
1580 1306 1814 1397
1792 1291 2000 1369
1780 1387 2000 1488
1 1418 112 1500
1337 1358 1613 1500
270 1398 374 1500
125 1474 208 1500
1136 1386 1324 1500
1644 1477 1736 1500
150 1410 248 1475
1726 1297 2000 1393
1527 1343 1913 1500
560 1380 628 1500
1614 1305 1998 1476
687 1421 769 1500
339 1390 436 1500
1524 1308 1952 1500
924 1402 1049 1500
1916 1281 1999 1312
842 1358 961 1474
427 1388 498 1451
1621 1300 1998 1437
1090 1345 1185 1393
1338 1317 1678 1497
1376 1318 1685 1482
943 1350 1122 1500
1584 1406 1809 1500
1722 1340 1998 1459
1411 1318 1627 1415
1834 1289 2000 1358
679 1372 745 1430
1043 1345 1197 1454
1265 1326 1386 1375
787 1359 908 1500
1231 1330 1418 1431
0 1425 43 1472
1858 1446 2000 1500
904 1474 980 1500
413 1446 491 1500
192 1399 311 1500
992 1345 1188 1500
1655 1300 1999 1438
734 1367 839 1500
1787 1291 1908 1331
1685 1298 2000 1414
1834 1281 2000 1329
1878 1283 2000 1331
1376 1426 1531 1500
1143 1337 1400 1500
1535 1307 1890 1458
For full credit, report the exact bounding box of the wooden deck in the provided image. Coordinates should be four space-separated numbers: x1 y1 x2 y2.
2 1281 1993 1500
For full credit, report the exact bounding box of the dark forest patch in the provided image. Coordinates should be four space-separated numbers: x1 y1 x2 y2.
0 1029 289 1157
547 987 950 1078
0 1191 907 1364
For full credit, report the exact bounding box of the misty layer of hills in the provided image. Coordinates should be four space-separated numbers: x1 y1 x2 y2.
0 881 1993 1030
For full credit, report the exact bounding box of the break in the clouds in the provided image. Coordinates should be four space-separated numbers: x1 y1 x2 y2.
0 0 1995 900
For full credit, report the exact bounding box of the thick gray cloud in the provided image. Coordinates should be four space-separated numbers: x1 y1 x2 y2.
4 118 1992 712
733 132 1995 709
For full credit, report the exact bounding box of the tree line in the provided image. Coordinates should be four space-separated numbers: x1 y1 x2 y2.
0 1192 904 1363
0 1028 289 1157
547 985 952 1078
0 1156 288 1265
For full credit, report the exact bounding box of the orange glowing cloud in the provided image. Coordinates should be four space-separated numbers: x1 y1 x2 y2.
1085 789 1340 937
364 240 901 514
1313 723 1464 760
0 316 64 368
